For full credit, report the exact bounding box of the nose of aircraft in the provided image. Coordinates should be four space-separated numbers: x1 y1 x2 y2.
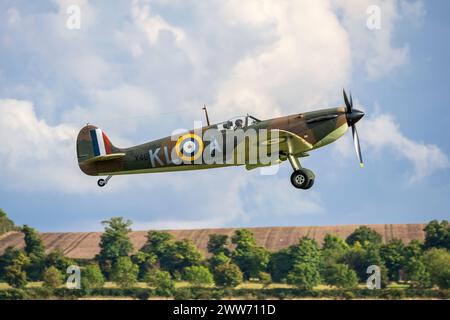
346 109 365 126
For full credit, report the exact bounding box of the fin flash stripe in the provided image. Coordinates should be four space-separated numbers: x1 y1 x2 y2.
90 129 111 156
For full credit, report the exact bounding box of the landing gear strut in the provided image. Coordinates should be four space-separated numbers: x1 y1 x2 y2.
97 175 112 187
288 154 315 190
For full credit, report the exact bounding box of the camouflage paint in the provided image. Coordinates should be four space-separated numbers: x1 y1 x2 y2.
76 107 352 176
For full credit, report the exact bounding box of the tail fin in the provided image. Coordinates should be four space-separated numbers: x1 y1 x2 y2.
76 125 122 164
77 125 113 163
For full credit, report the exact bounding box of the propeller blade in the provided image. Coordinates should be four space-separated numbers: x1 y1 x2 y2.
343 89 352 112
350 92 353 110
352 125 364 168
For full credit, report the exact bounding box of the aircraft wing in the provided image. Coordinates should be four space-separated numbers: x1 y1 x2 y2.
243 129 312 170
278 129 313 155
261 129 313 156
80 153 126 165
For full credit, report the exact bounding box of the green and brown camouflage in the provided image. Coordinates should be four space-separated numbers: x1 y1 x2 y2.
77 91 364 189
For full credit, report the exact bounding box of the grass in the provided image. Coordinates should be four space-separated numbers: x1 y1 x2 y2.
387 283 410 289
0 281 417 291
0 282 45 290
0 281 291 290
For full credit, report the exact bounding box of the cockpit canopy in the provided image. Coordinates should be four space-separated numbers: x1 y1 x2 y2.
216 115 261 131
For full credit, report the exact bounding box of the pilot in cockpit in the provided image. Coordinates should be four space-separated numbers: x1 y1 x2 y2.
234 119 243 130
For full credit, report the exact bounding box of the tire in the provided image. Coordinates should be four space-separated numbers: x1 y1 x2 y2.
290 170 310 189
303 168 316 180
97 179 106 187
305 178 315 189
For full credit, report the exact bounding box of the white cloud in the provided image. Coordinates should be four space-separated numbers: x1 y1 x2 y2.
0 99 95 193
333 0 420 79
364 114 449 182
243 176 325 218
129 0 203 70
213 0 352 119
400 0 426 27
334 113 449 182
132 173 325 230
131 0 185 46
62 84 160 140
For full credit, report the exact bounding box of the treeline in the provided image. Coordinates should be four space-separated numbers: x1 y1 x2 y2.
0 209 16 235
0 212 449 298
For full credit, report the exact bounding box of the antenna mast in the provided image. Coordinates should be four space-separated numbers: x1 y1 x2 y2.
202 104 210 126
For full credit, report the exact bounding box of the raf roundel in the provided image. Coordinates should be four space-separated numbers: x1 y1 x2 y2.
175 133 204 162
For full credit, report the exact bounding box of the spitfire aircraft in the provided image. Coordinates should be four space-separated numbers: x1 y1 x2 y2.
77 90 364 189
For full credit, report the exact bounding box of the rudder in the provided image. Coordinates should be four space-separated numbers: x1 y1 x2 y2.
76 124 120 168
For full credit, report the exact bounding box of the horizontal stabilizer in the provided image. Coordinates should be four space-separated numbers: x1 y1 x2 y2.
80 153 126 165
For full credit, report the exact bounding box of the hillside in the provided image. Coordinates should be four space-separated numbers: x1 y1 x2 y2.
0 223 426 259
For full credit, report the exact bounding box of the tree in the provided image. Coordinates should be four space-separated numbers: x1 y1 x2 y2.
287 263 321 290
22 224 46 280
141 231 174 257
268 237 321 283
290 237 321 266
183 266 214 286
42 266 64 289
81 264 105 290
267 249 292 282
4 264 28 289
209 252 232 272
404 240 423 260
322 263 358 289
45 249 74 273
320 235 350 282
341 243 389 287
141 232 202 275
3 249 30 288
258 272 272 288
207 234 230 256
146 269 175 296
232 246 270 280
22 224 45 258
97 217 134 277
159 239 203 274
231 229 270 279
0 247 20 280
0 208 15 235
346 226 382 246
110 256 139 289
322 234 349 251
380 239 405 281
131 251 158 280
231 229 257 249
405 257 432 288
213 262 243 288
422 248 450 289
424 220 450 250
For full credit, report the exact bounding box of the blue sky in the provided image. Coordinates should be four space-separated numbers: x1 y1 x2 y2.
0 0 449 232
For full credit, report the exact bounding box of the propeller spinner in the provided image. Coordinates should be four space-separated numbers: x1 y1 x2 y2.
343 89 365 168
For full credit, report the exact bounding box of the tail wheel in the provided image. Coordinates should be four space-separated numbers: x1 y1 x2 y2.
290 169 315 190
97 179 106 187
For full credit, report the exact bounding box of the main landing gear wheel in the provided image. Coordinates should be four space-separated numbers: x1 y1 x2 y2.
290 169 315 190
286 154 315 190
97 175 112 188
